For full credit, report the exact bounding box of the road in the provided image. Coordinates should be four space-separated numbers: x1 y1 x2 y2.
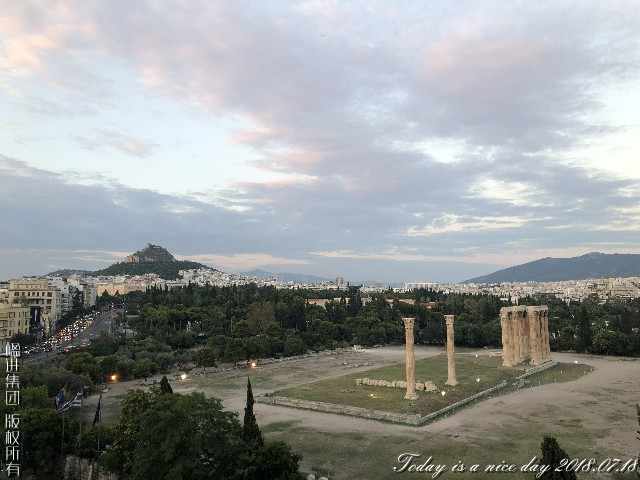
66 308 118 347
25 308 120 362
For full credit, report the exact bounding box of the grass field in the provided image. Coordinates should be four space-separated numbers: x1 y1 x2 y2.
275 354 593 416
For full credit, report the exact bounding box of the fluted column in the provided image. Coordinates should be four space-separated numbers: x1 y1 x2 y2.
500 308 514 367
445 315 457 386
527 307 541 366
514 311 521 364
403 317 417 400
543 311 551 361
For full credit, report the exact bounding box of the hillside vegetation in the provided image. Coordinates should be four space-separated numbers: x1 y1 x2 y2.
93 260 207 280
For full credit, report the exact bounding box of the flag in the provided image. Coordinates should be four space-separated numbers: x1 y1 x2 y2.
55 389 65 410
93 394 102 426
70 393 82 408
56 392 82 414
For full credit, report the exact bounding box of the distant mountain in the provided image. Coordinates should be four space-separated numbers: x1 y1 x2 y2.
48 245 210 280
465 252 640 283
243 269 332 284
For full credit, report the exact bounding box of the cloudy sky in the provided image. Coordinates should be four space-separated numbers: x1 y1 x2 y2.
1 1 640 282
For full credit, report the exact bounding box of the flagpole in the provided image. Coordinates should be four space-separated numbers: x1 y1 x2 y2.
61 411 65 459
96 393 102 476
79 421 82 479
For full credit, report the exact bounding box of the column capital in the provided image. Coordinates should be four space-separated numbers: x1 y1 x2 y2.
444 315 455 326
402 317 416 328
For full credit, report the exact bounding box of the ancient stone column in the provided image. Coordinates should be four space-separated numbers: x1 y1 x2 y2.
527 306 541 366
500 308 514 367
403 317 417 400
445 315 457 386
516 306 529 364
514 310 521 364
542 310 551 361
522 311 531 360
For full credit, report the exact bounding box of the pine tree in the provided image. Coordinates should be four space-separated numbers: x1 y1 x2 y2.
540 436 577 480
242 377 263 447
159 375 173 394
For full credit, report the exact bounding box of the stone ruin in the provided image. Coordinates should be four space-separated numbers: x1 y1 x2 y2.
355 378 438 392
444 315 457 386
500 305 551 367
402 317 418 400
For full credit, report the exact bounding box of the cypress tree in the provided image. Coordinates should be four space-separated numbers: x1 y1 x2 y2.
243 377 263 447
540 436 577 480
159 375 173 394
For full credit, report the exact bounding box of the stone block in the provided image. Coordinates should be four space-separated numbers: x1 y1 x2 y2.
424 381 437 392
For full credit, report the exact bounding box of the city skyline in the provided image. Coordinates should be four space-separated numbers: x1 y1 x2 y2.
2 1 640 281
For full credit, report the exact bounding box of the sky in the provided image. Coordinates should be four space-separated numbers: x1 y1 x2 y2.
1 0 640 283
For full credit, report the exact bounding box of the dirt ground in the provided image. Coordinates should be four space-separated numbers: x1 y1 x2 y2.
81 346 640 479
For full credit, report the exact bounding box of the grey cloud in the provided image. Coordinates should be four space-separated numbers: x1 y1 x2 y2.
1 152 639 282
2 2 640 281
73 129 158 158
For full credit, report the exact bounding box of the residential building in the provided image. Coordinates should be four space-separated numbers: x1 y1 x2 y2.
82 282 97 307
8 278 61 336
0 303 29 345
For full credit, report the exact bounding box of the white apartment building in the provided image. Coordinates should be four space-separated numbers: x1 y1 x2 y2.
66 276 98 308
48 277 75 315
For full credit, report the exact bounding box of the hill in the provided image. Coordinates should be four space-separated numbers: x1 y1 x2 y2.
465 252 640 283
126 243 175 263
243 269 332 284
47 244 211 280
93 260 208 280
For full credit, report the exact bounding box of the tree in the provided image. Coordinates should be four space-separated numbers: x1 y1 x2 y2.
159 375 173 394
248 441 303 480
104 391 249 480
103 390 155 476
539 436 577 480
99 355 120 379
66 352 100 381
132 358 158 379
283 336 305 356
77 424 115 459
223 337 247 362
243 378 263 447
575 305 592 353
22 386 51 409
16 406 79 476
195 347 217 370
246 302 276 335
